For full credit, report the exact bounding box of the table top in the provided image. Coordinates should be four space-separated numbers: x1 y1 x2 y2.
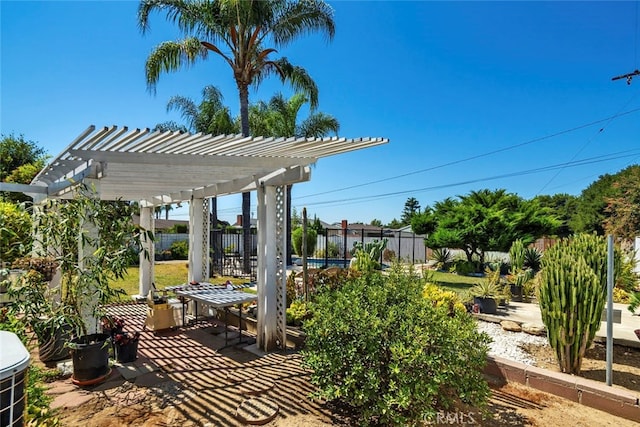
168 282 257 308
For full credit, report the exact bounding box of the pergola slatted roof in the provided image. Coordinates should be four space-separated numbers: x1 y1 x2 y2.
28 125 388 206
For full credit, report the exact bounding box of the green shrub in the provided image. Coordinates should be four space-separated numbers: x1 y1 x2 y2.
286 300 310 326
291 227 317 256
0 201 32 263
314 241 340 258
170 240 189 260
302 266 490 425
450 259 479 275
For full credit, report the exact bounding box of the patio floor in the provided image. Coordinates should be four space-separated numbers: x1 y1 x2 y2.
48 302 335 426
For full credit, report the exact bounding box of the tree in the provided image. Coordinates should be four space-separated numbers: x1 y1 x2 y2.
163 85 238 135
248 92 339 265
604 165 640 238
570 172 618 235
420 189 559 265
400 197 421 226
533 193 578 238
1 134 48 202
155 85 239 241
370 218 382 227
138 0 335 273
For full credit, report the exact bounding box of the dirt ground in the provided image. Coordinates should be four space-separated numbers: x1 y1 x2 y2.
49 342 640 427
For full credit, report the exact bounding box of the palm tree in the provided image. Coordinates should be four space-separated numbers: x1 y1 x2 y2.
249 92 339 264
138 0 335 273
154 85 237 250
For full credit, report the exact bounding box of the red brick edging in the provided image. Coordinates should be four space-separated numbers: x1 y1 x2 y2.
484 355 640 422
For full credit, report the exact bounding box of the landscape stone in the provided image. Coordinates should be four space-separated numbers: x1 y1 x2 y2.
500 320 522 332
521 323 546 336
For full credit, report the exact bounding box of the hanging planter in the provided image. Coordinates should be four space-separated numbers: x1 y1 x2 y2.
68 333 111 386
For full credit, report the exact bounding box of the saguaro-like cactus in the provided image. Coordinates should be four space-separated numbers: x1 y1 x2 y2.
538 234 608 374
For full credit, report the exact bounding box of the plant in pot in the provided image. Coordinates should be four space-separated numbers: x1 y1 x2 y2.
24 184 150 385
470 268 503 315
102 315 141 363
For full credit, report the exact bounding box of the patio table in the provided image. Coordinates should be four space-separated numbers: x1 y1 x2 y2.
166 283 257 349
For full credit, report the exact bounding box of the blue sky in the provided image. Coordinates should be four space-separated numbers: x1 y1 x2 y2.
2 1 640 226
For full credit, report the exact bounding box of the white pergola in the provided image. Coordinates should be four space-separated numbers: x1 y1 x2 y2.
5 125 388 351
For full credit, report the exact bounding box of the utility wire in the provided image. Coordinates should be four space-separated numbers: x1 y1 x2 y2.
294 149 640 210
536 89 640 194
296 107 640 200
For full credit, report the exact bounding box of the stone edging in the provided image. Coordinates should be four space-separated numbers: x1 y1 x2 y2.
485 355 640 423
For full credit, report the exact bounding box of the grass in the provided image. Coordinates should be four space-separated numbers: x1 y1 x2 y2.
110 262 240 297
428 270 482 294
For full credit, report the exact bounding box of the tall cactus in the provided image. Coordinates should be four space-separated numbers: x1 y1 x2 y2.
538 234 608 374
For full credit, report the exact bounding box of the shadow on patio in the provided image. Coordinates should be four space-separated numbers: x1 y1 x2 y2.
79 302 336 426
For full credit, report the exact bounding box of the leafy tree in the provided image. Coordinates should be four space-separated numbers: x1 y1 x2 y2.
568 166 638 235
604 165 640 238
248 92 339 264
400 197 420 226
370 218 382 227
1 134 48 202
386 218 403 229
533 193 578 238
0 201 32 263
139 0 335 273
419 189 559 265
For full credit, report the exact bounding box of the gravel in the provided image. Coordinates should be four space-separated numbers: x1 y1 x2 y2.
476 320 549 366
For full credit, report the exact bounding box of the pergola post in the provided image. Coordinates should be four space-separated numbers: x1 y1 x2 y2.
188 198 209 282
139 205 155 298
256 184 287 351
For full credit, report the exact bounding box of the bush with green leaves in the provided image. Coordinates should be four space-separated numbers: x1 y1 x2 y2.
0 201 32 264
170 240 189 260
291 227 317 256
302 266 490 425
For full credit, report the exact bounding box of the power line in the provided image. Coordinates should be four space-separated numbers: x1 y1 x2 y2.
296 107 640 200
293 149 640 210
536 90 640 194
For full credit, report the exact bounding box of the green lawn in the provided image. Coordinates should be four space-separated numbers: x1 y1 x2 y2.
429 270 482 294
110 262 238 297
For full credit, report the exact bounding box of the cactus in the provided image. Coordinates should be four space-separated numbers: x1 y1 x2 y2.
351 239 388 261
538 234 608 374
509 239 526 272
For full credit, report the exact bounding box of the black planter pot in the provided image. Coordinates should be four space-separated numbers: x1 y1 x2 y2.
510 284 523 302
37 323 73 363
115 339 139 363
473 297 497 315
69 333 111 386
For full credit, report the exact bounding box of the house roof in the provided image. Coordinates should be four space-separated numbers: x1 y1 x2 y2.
22 125 388 206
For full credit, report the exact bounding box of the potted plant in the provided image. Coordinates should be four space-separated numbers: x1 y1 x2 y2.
113 330 141 363
470 268 504 314
19 184 150 384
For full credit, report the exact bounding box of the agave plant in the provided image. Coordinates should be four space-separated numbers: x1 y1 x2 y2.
429 248 452 271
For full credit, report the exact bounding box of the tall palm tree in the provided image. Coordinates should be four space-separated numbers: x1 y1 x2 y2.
138 0 335 273
249 92 339 264
154 85 237 250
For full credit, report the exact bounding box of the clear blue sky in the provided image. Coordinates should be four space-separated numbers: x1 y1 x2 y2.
2 1 640 226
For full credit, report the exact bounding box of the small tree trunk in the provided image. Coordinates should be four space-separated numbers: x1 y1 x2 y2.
239 84 252 274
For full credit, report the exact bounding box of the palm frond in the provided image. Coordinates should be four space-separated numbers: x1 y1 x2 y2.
272 58 318 109
144 38 207 93
270 0 335 46
297 112 339 138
